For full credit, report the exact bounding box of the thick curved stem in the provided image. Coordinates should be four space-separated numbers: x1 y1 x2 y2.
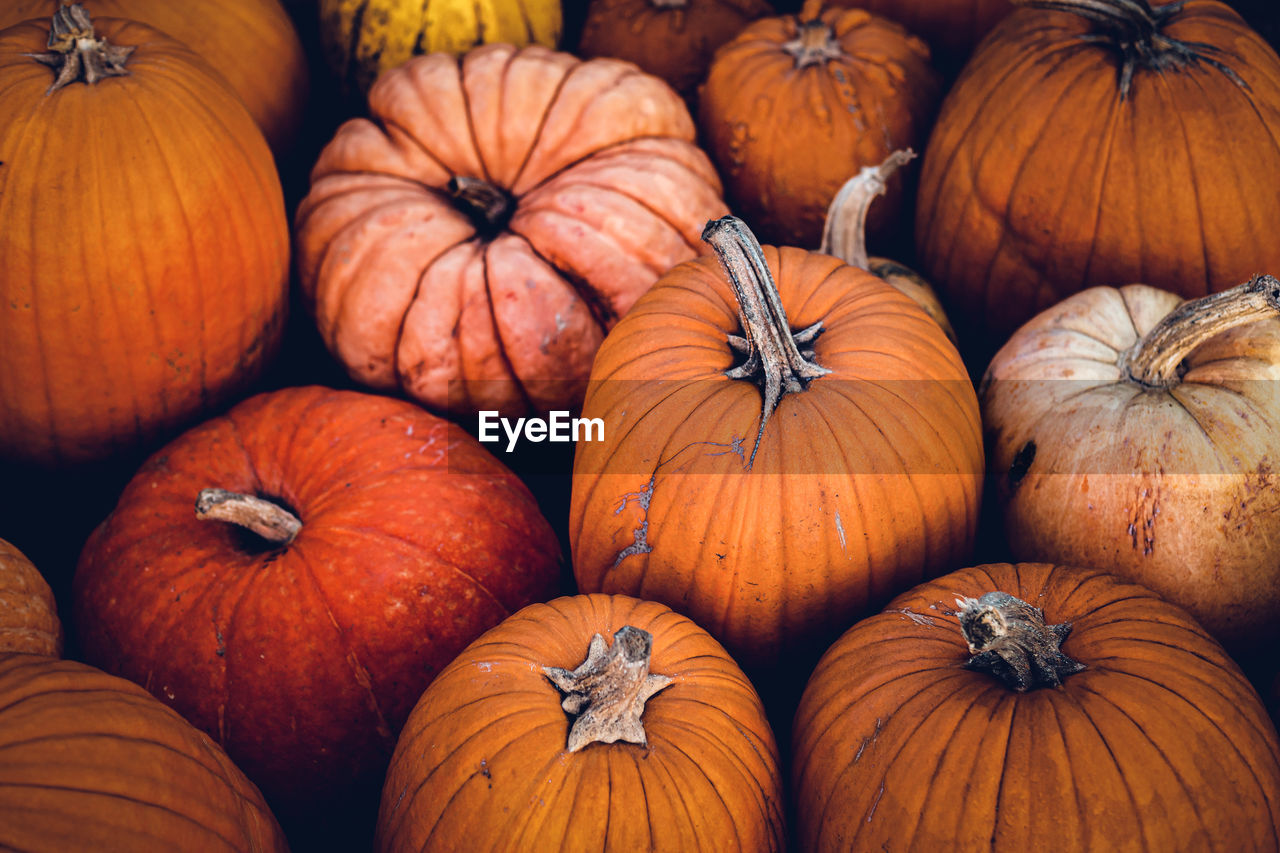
543 626 674 753
820 149 917 270
956 592 1086 692
702 216 830 468
195 488 302 546
28 4 135 94
1120 275 1280 389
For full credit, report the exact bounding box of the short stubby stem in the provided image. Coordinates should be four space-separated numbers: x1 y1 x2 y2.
1119 274 1280 389
702 216 831 468
448 177 515 236
956 591 1086 692
195 488 302 546
543 626 674 753
784 0 845 69
29 4 136 93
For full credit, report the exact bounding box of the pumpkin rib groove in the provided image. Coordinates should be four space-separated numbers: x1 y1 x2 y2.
1074 682 1214 843
388 235 468 394
503 735 582 849
292 546 396 745
1046 694 1093 850
1060 687 1151 851
452 51 494 185
634 735 703 849
1060 76 1121 304
505 50 573 194
1093 665 1280 799
988 692 1019 848
916 30 1053 264
517 134 711 204
512 235 613 336
646 728 744 846
1157 71 1214 291
0 779 248 848
369 112 456 181
975 56 1101 324
540 175 703 256
473 718 584 848
480 243 540 411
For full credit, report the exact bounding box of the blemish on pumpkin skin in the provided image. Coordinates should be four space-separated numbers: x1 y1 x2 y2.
834 511 847 555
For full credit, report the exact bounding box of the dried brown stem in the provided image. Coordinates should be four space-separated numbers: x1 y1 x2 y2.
956 592 1086 691
820 149 917 270
783 15 844 69
195 488 302 546
448 176 514 234
1120 274 1280 389
28 4 135 94
543 626 674 753
702 216 830 468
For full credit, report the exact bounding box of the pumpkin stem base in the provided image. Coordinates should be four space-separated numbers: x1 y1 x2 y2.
29 4 135 94
1119 274 1280 389
449 177 514 236
543 626 674 753
783 18 845 69
703 216 831 468
956 591 1086 692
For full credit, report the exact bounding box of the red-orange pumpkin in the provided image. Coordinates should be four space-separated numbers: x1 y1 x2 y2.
577 0 773 100
980 276 1280 652
377 594 786 851
0 538 61 658
0 654 288 850
793 562 1280 851
915 0 1280 345
0 0 309 153
570 217 983 668
698 0 941 248
0 7 290 466
73 386 562 813
294 44 728 418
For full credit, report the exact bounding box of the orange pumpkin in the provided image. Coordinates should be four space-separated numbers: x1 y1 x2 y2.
295 44 727 419
570 217 983 668
0 538 61 657
577 0 773 100
698 0 941 248
793 562 1280 851
0 654 288 850
916 0 1280 345
0 7 290 466
73 386 563 812
377 594 786 851
0 0 309 153
980 276 1280 652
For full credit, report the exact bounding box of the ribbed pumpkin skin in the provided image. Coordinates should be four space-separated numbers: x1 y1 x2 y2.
319 0 562 95
698 8 941 248
0 0 309 153
916 0 1280 342
377 594 786 852
0 654 287 851
793 562 1280 852
578 0 773 99
570 247 983 668
295 45 727 418
73 386 562 811
0 19 289 467
0 538 61 657
981 284 1280 652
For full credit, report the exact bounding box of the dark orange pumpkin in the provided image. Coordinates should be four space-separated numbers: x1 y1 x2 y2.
0 654 288 851
698 0 941 248
377 594 786 851
827 0 1012 70
0 0 309 153
577 0 773 100
0 538 61 658
793 562 1280 851
295 44 727 419
916 0 1280 346
0 7 290 466
980 276 1280 653
73 386 562 812
570 217 983 668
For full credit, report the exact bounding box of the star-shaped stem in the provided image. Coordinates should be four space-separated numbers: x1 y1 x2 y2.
543 626 674 753
27 4 135 95
956 591 1086 692
703 216 830 469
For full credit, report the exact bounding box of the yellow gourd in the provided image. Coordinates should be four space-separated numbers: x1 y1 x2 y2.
320 0 562 94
